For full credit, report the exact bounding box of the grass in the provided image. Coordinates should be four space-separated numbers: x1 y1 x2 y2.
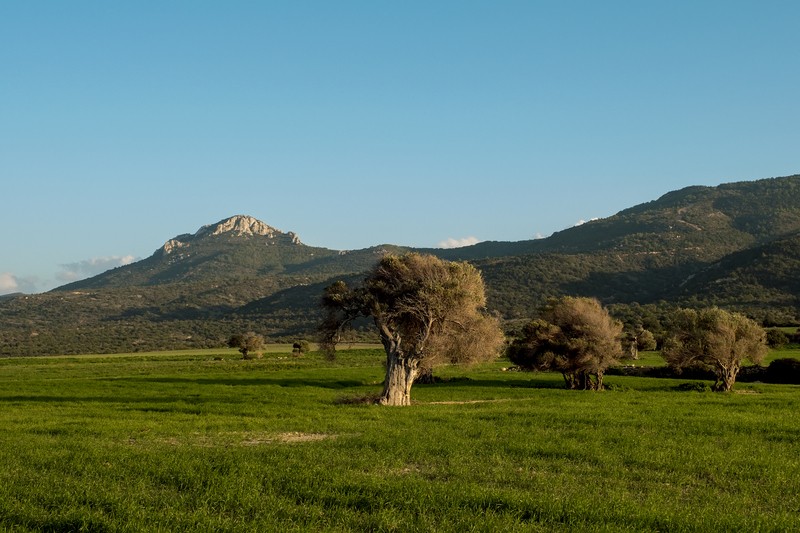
621 350 666 367
631 347 800 366
1 348 799 531
764 346 800 364
33 343 383 359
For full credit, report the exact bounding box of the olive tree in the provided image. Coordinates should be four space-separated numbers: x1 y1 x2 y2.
623 327 657 360
228 332 265 359
507 296 623 390
292 340 311 355
662 307 767 392
319 253 504 406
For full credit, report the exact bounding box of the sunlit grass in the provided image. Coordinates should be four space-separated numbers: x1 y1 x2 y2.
1 348 798 531
764 346 800 364
26 343 384 359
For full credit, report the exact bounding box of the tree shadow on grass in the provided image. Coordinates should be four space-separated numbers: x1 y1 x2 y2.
0 375 567 407
0 377 367 406
0 394 203 405
415 375 565 390
109 376 366 389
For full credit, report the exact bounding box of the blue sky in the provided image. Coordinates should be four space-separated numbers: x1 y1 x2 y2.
1 1 798 294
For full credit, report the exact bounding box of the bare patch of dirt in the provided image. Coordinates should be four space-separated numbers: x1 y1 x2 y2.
152 431 336 447
387 463 423 476
274 432 332 443
425 398 524 405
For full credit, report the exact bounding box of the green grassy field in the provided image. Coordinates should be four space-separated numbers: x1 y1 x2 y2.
764 346 800 363
1 349 799 532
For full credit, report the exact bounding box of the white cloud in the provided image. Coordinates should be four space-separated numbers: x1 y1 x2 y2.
533 232 545 239
437 236 480 249
0 272 40 295
574 217 600 227
0 272 18 293
56 255 138 283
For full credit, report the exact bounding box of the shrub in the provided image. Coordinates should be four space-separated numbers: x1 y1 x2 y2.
292 340 311 356
675 382 712 393
507 297 623 390
766 358 800 385
766 329 789 348
662 307 767 392
228 332 265 359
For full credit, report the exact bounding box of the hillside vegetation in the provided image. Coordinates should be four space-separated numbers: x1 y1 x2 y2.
2 175 800 356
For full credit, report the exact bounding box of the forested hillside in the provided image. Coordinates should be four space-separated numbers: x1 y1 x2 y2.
2 175 800 356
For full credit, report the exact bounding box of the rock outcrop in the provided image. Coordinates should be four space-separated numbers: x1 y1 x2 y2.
197 215 283 238
159 215 302 255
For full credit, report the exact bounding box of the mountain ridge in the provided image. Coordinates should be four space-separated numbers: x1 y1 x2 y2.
3 173 800 356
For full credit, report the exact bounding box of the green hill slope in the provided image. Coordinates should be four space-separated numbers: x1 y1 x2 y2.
675 231 800 320
3 175 800 355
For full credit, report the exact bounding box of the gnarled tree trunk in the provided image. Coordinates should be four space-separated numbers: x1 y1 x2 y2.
564 370 604 390
629 340 639 360
379 348 420 406
594 370 605 391
715 362 740 392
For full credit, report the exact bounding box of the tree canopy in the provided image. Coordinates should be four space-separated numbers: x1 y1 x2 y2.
319 253 504 405
662 307 767 391
227 332 265 359
507 296 623 390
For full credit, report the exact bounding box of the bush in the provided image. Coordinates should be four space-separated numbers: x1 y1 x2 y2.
736 365 767 382
606 364 715 380
675 382 712 393
766 358 800 384
228 332 265 359
292 340 311 356
506 297 623 390
766 329 789 348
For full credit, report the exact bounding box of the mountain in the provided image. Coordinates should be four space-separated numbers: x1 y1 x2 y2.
59 215 410 290
444 175 800 260
2 176 800 356
59 215 334 289
675 231 800 318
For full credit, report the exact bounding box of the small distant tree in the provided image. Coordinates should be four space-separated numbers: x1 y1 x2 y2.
507 297 623 390
662 308 767 392
319 253 504 406
228 332 265 359
292 340 311 356
637 329 657 351
624 327 657 359
765 329 789 349
623 331 639 360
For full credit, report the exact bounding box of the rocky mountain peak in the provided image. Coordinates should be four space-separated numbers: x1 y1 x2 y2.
196 215 282 238
158 215 302 256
